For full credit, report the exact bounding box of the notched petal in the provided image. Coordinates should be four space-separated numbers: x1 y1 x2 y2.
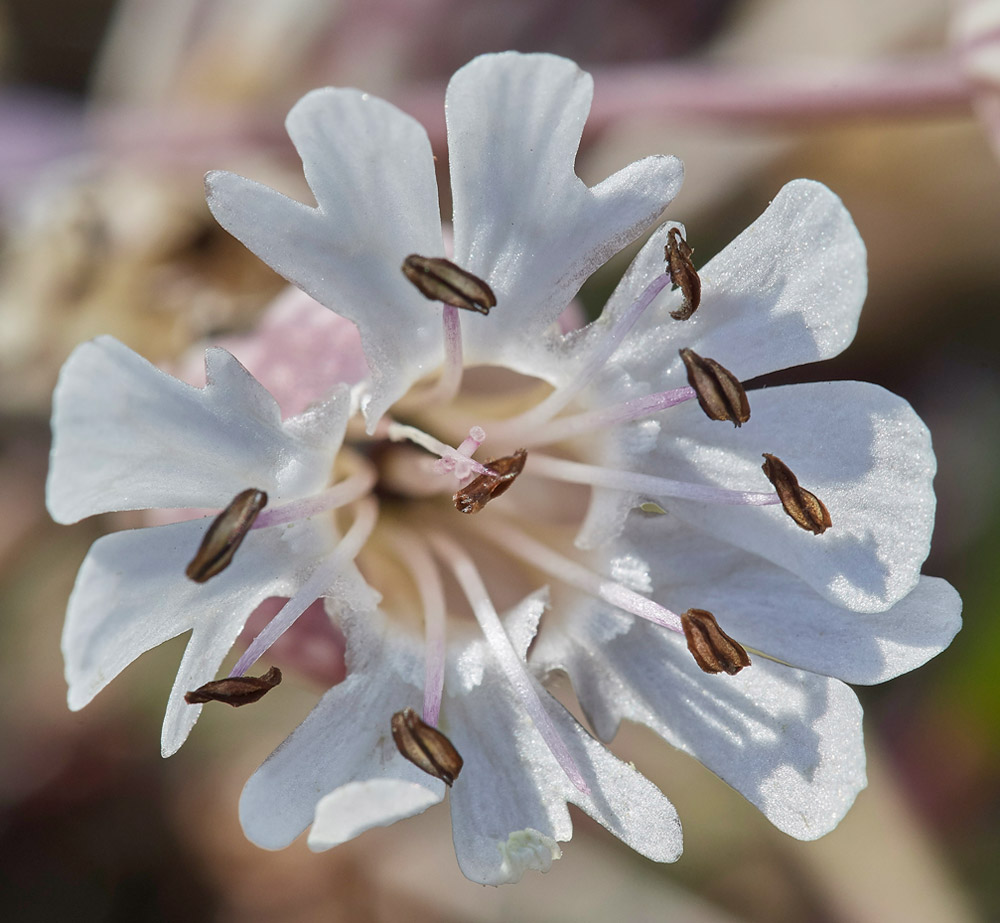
186 488 268 582
681 609 751 675
391 707 464 786
666 228 701 320
454 449 527 514
184 666 282 706
402 254 496 315
761 453 832 534
679 348 750 426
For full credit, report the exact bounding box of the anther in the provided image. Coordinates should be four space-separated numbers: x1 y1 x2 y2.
761 453 832 535
402 254 496 315
391 707 464 786
454 449 527 514
681 609 751 675
665 228 701 320
186 488 268 582
679 348 750 426
184 666 282 706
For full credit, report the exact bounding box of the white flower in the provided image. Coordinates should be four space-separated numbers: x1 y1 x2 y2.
49 51 961 884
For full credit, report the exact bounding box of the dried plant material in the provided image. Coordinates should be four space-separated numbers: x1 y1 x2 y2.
402 254 496 314
185 666 282 706
391 707 464 786
679 348 750 426
186 488 268 582
681 609 751 675
454 449 527 514
761 454 832 535
665 228 701 320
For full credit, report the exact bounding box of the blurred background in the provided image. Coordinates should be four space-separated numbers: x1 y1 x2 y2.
0 0 997 920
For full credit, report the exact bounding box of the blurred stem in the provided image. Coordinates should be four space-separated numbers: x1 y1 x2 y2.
94 56 975 164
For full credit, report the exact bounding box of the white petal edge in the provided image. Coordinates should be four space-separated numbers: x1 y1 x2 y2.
599 179 866 390
446 674 682 885
543 611 867 840
206 87 445 426
629 380 937 612
447 52 683 379
308 780 443 851
240 613 444 850
623 513 961 684
47 337 347 522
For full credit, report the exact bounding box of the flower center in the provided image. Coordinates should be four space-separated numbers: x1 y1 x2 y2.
185 237 832 794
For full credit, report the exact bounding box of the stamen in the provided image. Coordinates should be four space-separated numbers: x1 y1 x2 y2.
186 488 267 582
522 386 696 447
427 532 592 795
230 497 379 677
184 666 282 706
497 271 673 435
252 466 377 529
665 228 701 320
680 609 751 675
388 422 494 478
457 426 487 457
478 519 684 634
679 348 750 426
434 426 486 478
391 707 464 786
390 530 448 727
454 449 527 514
402 254 496 314
760 453 832 534
528 454 780 507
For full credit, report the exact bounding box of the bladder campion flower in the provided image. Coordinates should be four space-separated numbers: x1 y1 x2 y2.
49 52 961 885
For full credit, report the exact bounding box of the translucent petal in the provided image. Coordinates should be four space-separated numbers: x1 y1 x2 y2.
623 514 962 684
648 381 936 611
48 337 347 523
240 612 443 850
447 52 683 379
60 516 348 755
597 179 866 390
446 674 682 885
546 611 867 840
206 87 445 425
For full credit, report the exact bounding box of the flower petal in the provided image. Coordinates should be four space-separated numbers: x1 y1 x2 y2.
446 673 682 885
47 337 347 523
240 612 443 850
590 179 864 396
447 52 683 379
61 515 370 756
308 780 443 851
544 611 867 840
206 88 445 425
624 515 962 684
626 381 936 612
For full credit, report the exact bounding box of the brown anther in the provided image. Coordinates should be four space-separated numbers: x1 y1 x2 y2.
184 666 282 706
665 227 701 320
681 609 751 675
391 707 464 786
679 348 750 426
185 488 268 582
761 453 832 535
454 449 527 514
402 254 496 315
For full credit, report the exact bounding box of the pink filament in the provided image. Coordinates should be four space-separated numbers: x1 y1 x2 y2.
390 530 448 727
428 531 592 796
